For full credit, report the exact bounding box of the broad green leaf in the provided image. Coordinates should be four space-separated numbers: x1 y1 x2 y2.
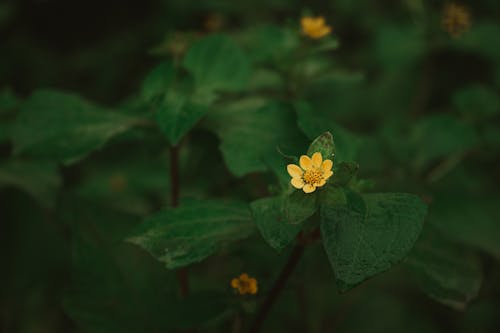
75 155 169 215
452 85 500 120
141 61 176 102
127 201 255 268
307 131 335 161
295 101 362 162
251 196 303 251
61 199 229 332
411 114 478 170
239 25 299 64
247 68 284 91
155 85 212 145
321 193 427 291
0 159 61 208
319 185 348 208
205 99 307 176
451 22 500 62
430 194 500 260
374 25 424 70
284 190 318 224
407 227 482 310
142 64 214 145
11 90 141 164
330 161 359 186
183 34 251 92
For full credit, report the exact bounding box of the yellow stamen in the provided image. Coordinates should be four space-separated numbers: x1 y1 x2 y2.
303 168 323 185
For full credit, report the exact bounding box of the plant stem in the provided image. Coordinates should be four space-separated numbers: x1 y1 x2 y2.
170 145 180 208
170 144 190 297
249 243 305 333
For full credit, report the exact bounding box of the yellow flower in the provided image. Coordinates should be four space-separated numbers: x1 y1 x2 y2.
442 3 471 37
231 273 258 295
287 152 333 193
301 16 332 39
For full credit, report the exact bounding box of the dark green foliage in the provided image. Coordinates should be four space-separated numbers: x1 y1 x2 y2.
2 1 500 332
127 200 255 268
11 90 141 164
321 193 427 291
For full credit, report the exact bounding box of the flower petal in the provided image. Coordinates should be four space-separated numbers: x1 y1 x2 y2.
287 164 303 178
291 178 304 189
303 184 316 193
316 179 327 187
249 283 258 294
322 159 333 172
316 17 325 26
299 155 313 170
324 170 333 179
312 152 323 167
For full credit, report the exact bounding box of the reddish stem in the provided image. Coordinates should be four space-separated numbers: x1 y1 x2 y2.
170 145 189 297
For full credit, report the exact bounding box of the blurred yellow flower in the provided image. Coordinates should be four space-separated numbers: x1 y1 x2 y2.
301 16 332 39
287 152 333 193
442 3 471 37
231 273 258 295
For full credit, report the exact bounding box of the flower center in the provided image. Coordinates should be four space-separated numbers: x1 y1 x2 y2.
303 168 323 185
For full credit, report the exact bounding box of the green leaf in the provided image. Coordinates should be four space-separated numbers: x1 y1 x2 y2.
451 22 500 62
284 190 318 224
374 25 424 70
183 34 251 92
251 196 303 251
411 114 478 169
141 61 176 102
155 85 212 145
407 227 482 310
452 84 500 120
239 25 299 64
319 185 348 207
11 90 141 164
307 131 335 161
61 199 228 332
142 63 214 145
205 99 307 176
75 154 170 215
330 161 359 186
127 200 255 268
0 159 61 208
430 194 500 260
295 101 362 162
321 193 427 291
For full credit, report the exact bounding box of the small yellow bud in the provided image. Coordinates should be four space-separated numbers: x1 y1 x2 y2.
301 16 332 39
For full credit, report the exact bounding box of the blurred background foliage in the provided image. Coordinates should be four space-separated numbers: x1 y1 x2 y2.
1 0 500 332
